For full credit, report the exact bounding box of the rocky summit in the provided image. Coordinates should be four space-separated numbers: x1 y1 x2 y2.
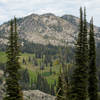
0 13 100 46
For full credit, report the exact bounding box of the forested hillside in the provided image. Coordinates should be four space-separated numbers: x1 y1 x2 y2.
0 5 100 100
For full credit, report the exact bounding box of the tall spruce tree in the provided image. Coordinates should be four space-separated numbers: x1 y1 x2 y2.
56 67 64 100
56 74 64 100
63 65 70 100
70 7 88 100
82 6 89 97
83 7 88 66
88 18 98 100
4 18 23 100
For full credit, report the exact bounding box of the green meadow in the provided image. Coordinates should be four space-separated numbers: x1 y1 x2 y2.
0 51 60 85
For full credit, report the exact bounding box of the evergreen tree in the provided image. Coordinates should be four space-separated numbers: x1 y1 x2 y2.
20 68 30 90
56 74 64 100
56 67 64 100
35 73 51 94
63 65 70 100
70 7 88 100
4 18 23 100
83 7 88 67
88 18 98 100
82 6 89 97
22 58 26 64
28 56 31 62
51 84 55 96
50 66 52 75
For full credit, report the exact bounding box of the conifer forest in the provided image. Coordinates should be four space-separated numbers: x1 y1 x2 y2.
0 1 100 100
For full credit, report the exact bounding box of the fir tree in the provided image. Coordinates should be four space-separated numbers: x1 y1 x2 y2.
51 84 55 96
83 7 88 66
56 67 64 100
56 74 64 100
70 7 88 100
63 65 70 100
4 18 23 100
82 6 89 97
88 18 98 100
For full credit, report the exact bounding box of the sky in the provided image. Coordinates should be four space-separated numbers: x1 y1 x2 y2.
0 0 100 26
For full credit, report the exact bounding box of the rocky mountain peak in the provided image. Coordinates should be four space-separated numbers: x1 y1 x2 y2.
41 13 56 17
0 13 100 46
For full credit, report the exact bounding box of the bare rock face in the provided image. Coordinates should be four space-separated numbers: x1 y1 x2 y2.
0 13 100 46
23 90 55 100
0 89 55 100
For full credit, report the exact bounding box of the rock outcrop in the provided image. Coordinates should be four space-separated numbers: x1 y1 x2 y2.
23 90 55 100
0 89 55 100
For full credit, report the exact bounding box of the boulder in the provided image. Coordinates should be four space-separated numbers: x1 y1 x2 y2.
0 89 56 100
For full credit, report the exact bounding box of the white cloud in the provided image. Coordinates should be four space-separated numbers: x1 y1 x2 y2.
0 0 8 3
0 0 100 26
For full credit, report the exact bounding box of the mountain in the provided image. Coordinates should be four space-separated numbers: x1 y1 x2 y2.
0 13 100 46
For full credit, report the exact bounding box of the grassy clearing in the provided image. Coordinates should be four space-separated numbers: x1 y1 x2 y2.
0 51 60 85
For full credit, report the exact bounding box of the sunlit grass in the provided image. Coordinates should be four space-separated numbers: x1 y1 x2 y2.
0 51 61 85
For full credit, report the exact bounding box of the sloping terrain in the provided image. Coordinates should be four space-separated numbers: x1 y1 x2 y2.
0 13 100 46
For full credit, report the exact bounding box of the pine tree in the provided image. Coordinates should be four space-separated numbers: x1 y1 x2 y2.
83 7 88 66
88 18 98 100
63 65 70 100
70 7 88 100
4 18 23 100
51 84 55 96
56 66 64 100
82 6 89 97
56 73 64 100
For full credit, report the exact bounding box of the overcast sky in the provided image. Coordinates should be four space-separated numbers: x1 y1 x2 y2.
0 0 100 26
